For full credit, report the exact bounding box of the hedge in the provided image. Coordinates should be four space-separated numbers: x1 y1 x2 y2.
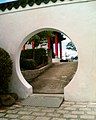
0 48 12 93
20 48 48 70
20 59 36 70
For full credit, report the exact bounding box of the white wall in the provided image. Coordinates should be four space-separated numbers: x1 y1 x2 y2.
0 0 96 100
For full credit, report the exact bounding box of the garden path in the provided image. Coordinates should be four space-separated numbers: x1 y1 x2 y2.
30 62 78 94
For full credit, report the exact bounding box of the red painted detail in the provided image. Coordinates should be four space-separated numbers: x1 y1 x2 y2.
32 41 35 49
55 33 58 57
22 44 25 51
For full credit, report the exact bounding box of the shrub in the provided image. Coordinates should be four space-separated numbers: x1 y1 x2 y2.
20 48 48 70
34 48 48 66
0 48 12 93
20 49 33 59
20 59 36 70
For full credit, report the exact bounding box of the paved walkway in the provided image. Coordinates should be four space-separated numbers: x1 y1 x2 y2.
30 62 78 94
1 101 96 120
1 62 96 119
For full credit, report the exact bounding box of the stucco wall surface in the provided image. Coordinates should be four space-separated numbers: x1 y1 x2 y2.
0 0 96 100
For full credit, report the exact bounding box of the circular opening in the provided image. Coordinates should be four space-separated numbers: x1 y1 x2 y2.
20 28 78 94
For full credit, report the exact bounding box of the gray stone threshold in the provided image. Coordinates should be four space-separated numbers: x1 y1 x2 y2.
21 94 64 108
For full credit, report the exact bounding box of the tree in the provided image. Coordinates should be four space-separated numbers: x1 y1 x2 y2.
27 35 40 60
27 34 40 48
66 41 77 51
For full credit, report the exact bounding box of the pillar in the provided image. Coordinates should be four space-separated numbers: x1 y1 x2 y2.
55 33 58 58
22 44 25 51
32 40 35 49
59 40 62 59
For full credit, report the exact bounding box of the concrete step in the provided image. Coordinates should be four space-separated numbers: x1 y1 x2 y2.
21 94 64 108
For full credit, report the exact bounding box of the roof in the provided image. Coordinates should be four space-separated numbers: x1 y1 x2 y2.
0 0 64 12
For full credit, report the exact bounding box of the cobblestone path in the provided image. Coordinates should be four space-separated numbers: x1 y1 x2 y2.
30 62 78 94
1 101 96 120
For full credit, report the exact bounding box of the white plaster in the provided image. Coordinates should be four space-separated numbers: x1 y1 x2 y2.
0 0 96 100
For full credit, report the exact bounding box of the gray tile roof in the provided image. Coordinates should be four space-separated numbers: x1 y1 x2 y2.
0 0 64 11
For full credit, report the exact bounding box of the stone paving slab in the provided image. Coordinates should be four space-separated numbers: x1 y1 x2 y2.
1 101 96 120
21 94 64 108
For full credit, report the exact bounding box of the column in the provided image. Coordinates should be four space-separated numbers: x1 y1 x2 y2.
32 40 35 49
22 44 25 51
55 33 58 58
59 40 62 59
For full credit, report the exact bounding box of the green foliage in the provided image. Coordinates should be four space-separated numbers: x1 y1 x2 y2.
28 35 40 48
37 30 55 44
20 49 33 59
27 31 54 48
34 48 48 66
39 31 54 38
20 59 36 70
0 48 12 93
66 41 77 51
20 48 48 70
